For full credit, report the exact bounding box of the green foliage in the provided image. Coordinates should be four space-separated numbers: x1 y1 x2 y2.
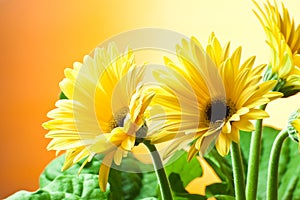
8 154 159 200
277 132 300 199
204 126 300 200
165 150 203 186
8 126 299 199
39 154 103 187
59 92 68 100
7 174 108 200
204 149 234 197
242 127 300 200
8 155 107 200
163 150 206 199
214 195 236 200
168 173 207 200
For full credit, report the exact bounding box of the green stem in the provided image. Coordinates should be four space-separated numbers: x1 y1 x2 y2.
246 104 267 200
144 140 173 200
231 142 246 200
266 128 288 200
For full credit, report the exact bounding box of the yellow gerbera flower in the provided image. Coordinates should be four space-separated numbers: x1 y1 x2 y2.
253 0 300 97
155 33 282 158
292 119 300 134
43 43 155 191
288 108 300 151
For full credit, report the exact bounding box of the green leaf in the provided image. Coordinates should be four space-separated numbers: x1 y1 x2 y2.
59 91 68 99
40 154 103 187
107 167 124 200
165 150 203 187
38 153 159 200
8 174 109 200
134 172 158 199
214 195 235 200
108 155 158 200
254 127 277 200
168 173 207 200
7 190 52 200
203 126 300 199
7 154 107 199
277 133 300 199
204 149 234 197
43 174 109 199
239 126 300 200
6 189 84 200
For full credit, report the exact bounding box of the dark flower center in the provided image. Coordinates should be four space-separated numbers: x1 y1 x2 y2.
111 107 129 128
205 99 234 123
110 107 147 146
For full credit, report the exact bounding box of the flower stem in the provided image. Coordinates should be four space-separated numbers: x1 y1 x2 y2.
246 104 266 200
266 128 288 200
143 140 173 200
230 142 246 200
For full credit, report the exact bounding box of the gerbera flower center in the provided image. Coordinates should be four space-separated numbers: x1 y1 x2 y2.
205 99 236 123
110 107 129 128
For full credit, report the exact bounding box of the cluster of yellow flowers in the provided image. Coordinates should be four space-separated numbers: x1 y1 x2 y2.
42 0 300 192
253 0 300 96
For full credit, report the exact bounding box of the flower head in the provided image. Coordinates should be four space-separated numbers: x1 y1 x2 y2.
288 108 300 150
43 43 155 191
253 0 300 97
155 33 282 158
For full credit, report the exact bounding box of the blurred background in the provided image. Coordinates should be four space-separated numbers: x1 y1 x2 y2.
0 0 299 198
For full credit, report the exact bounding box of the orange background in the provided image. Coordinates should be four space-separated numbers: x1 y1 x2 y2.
1 0 299 198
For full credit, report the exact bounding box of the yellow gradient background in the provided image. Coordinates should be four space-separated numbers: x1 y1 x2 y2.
0 0 299 198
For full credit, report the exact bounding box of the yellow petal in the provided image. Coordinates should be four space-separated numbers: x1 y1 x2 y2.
113 147 124 165
99 152 114 192
78 154 94 174
242 109 269 120
233 120 255 132
162 133 194 159
121 136 135 151
108 127 127 145
188 143 199 161
228 125 240 143
236 107 250 116
88 135 115 154
229 114 240 122
147 131 178 144
292 119 300 133
222 122 231 134
215 133 231 156
263 91 283 101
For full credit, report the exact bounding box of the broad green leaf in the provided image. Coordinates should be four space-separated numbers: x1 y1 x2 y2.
168 173 207 200
204 149 234 197
108 155 158 200
214 194 235 200
108 167 124 200
38 153 159 200
43 174 109 199
165 150 203 187
7 190 52 200
40 154 103 187
108 168 142 200
134 172 158 199
8 174 109 200
6 189 82 200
